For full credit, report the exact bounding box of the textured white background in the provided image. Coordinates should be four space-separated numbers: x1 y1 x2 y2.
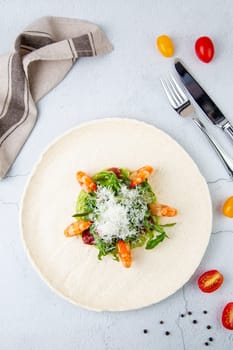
0 0 233 349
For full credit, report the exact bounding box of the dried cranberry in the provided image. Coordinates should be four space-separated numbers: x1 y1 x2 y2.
108 167 121 178
82 230 95 245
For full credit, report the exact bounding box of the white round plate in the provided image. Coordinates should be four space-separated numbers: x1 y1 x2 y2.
20 118 212 311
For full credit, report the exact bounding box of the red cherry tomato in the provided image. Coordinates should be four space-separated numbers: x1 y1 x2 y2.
108 167 121 178
198 269 224 293
222 302 233 330
82 230 95 245
195 36 214 63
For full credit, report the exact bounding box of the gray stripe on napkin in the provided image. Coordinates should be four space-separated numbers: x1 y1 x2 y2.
22 34 54 49
72 34 93 56
0 53 25 140
15 34 54 51
0 81 29 147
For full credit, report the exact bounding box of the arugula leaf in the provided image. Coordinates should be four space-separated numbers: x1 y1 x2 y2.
97 243 117 260
152 215 159 225
95 238 108 260
119 168 131 184
72 212 92 218
146 232 166 250
130 233 148 248
75 190 96 214
138 181 156 204
93 171 120 192
159 223 176 227
90 225 118 260
147 231 154 240
111 248 120 261
153 224 165 234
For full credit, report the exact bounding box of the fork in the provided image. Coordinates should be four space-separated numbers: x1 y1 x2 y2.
161 74 233 178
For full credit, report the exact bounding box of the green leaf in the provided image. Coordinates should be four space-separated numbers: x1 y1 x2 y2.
92 230 118 261
160 223 176 227
152 215 159 225
75 190 96 214
147 231 154 240
145 232 166 250
92 170 120 192
130 233 148 248
153 225 165 234
72 211 92 217
119 168 131 184
98 250 104 260
111 248 120 261
137 181 156 204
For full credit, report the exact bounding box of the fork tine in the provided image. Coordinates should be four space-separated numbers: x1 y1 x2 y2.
169 74 188 102
160 77 179 108
166 77 183 105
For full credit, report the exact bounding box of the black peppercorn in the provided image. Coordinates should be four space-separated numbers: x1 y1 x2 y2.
160 320 164 324
180 314 185 318
165 331 170 336
203 310 208 314
192 320 198 324
209 337 213 342
188 311 192 315
143 329 148 334
205 342 209 346
206 325 211 330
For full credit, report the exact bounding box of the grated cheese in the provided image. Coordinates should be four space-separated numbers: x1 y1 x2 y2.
90 185 147 242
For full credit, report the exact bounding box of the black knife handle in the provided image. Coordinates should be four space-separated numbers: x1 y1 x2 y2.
174 60 226 125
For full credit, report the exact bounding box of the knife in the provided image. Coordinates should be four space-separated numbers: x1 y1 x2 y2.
174 59 233 143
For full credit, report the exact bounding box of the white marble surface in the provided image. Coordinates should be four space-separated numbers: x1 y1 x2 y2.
0 0 233 349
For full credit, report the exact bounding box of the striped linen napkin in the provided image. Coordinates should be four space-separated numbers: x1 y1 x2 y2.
0 16 112 179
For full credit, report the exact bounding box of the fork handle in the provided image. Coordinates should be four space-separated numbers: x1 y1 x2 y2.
192 117 233 178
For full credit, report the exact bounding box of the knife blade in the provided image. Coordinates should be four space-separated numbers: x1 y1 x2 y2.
174 59 233 143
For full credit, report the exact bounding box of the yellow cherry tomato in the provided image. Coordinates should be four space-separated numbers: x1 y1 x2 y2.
222 196 233 218
156 35 174 58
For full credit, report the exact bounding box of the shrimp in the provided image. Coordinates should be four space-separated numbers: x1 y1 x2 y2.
76 171 97 192
117 240 132 268
64 220 92 237
130 165 154 188
149 203 178 217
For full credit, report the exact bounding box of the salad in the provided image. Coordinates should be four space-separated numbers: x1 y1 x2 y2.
64 166 178 268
